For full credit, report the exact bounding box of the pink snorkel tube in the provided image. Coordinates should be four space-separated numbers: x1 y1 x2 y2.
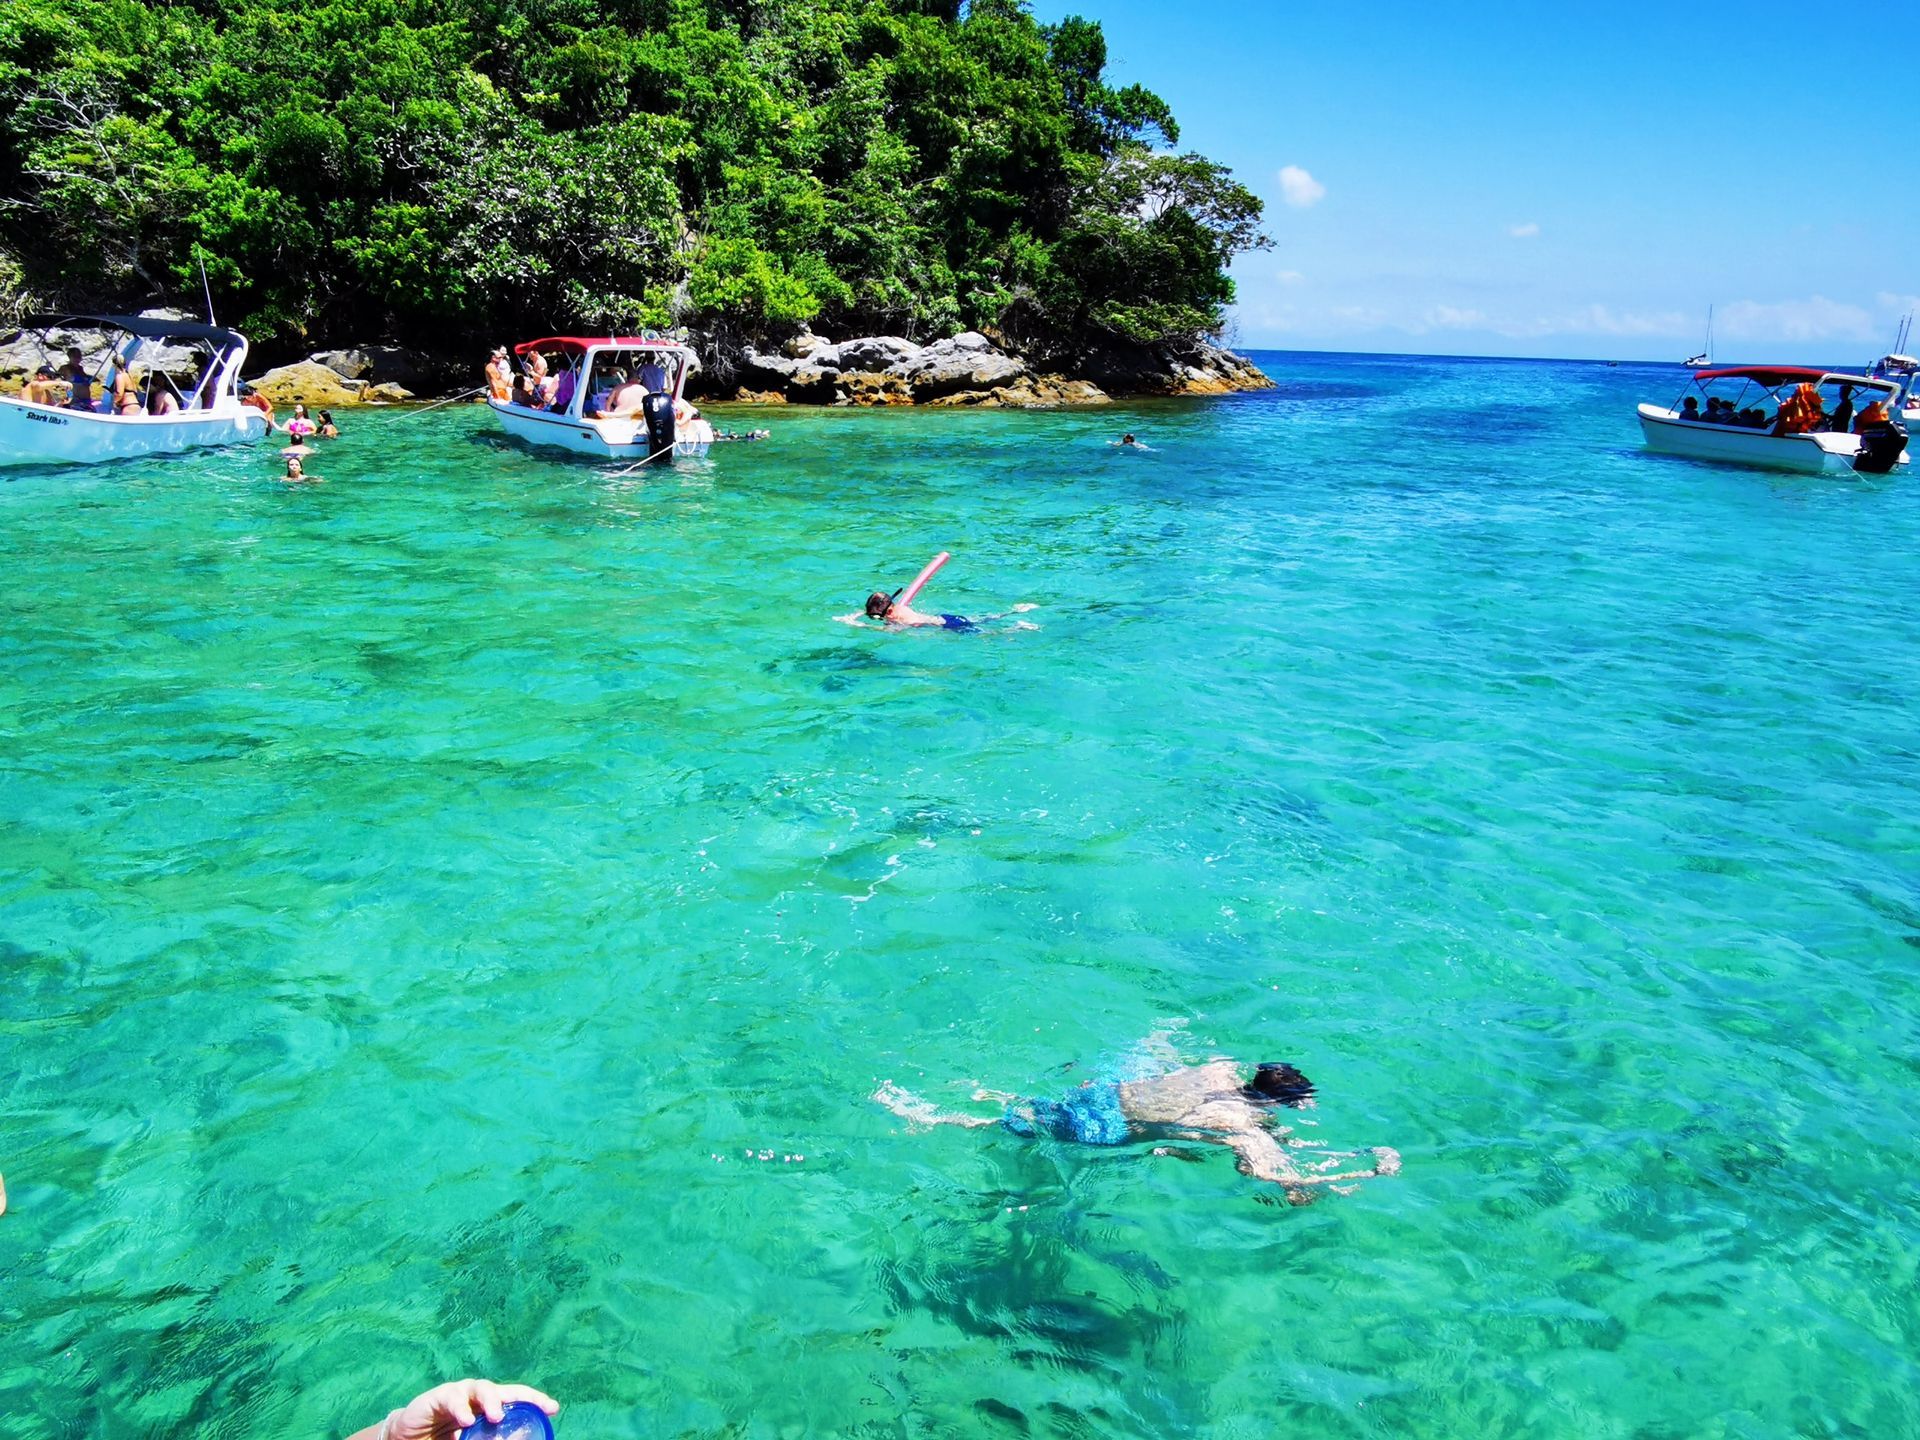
896 551 950 608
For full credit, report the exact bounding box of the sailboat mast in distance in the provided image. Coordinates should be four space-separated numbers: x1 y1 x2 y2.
1684 306 1712 368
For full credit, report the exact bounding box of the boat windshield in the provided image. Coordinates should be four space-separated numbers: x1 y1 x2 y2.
579 347 686 413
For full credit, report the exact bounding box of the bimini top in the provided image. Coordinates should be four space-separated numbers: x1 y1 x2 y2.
1694 364 1897 391
1693 365 1828 386
514 336 689 357
15 312 248 347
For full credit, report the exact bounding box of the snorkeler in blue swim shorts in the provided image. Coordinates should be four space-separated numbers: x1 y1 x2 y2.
875 1060 1399 1204
848 555 1028 632
863 591 982 630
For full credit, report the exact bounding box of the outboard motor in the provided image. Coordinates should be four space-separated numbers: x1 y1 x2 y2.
641 390 676 463
1852 418 1909 476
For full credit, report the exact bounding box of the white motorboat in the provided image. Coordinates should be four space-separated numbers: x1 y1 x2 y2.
487 335 713 462
0 313 268 468
1638 365 1913 476
1867 352 1920 422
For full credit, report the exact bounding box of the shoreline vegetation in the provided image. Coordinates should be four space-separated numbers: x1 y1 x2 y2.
0 0 1275 407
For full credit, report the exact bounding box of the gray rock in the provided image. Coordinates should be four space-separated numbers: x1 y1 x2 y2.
888 333 1029 398
782 327 830 358
312 348 375 381
820 335 920 372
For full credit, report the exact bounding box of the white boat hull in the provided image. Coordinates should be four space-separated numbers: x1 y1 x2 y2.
487 400 708 460
1637 405 1907 476
0 396 269 468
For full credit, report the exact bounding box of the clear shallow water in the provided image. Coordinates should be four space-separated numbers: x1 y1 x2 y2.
3 351 1919 1439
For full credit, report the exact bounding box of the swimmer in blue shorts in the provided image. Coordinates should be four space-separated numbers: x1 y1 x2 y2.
863 591 976 630
875 1060 1400 1204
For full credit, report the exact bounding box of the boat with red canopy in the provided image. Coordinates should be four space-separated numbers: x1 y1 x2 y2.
1638 364 1912 476
487 335 712 462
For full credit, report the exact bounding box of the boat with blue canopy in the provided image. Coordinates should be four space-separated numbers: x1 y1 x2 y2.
0 313 267 469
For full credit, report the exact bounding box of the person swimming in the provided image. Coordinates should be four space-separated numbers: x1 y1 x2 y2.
874 1059 1399 1204
863 590 976 631
1111 433 1151 450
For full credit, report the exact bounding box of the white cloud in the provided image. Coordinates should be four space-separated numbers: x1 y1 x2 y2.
1277 165 1326 209
1275 269 1305 285
1550 304 1687 338
1423 305 1490 331
1717 296 1878 344
1507 222 1540 239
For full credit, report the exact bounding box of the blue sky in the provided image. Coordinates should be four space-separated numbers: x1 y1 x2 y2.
1028 2 1920 362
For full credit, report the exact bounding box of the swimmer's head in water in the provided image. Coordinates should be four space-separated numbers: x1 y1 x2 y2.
1246 1062 1316 1108
865 590 895 619
1122 434 1136 444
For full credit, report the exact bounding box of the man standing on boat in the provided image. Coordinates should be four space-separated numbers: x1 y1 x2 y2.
485 346 512 402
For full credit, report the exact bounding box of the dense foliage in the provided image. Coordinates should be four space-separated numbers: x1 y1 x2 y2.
0 0 1268 357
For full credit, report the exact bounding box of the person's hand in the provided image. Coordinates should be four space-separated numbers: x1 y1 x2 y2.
384 1379 558 1440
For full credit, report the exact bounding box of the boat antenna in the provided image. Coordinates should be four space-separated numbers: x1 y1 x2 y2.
198 253 217 328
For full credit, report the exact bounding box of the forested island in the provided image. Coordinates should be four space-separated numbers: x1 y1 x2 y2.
0 0 1275 402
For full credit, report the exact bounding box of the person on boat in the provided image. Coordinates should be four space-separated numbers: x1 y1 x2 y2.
638 355 669 393
524 349 556 407
1680 397 1701 421
107 356 141 416
23 365 61 406
340 1378 558 1440
485 346 513 402
550 363 579 414
148 377 181 416
598 369 648 419
62 347 97 412
510 371 538 408
1772 383 1826 435
1825 384 1856 434
283 403 317 441
317 410 340 438
189 351 216 409
281 455 322 483
874 1060 1400 1205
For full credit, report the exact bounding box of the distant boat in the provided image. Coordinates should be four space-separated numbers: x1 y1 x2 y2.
1638 364 1912 476
1867 313 1920 422
488 335 712 462
1683 306 1713 368
0 313 267 468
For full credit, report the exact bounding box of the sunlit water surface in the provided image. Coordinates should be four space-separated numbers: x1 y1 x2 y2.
4 353 1919 1439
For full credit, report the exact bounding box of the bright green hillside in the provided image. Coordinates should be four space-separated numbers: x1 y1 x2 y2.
0 0 1268 359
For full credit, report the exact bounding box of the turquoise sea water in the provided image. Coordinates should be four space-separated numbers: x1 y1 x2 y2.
4 351 1919 1439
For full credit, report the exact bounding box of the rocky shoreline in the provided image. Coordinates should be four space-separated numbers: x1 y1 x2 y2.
1 313 1274 408
719 328 1274 408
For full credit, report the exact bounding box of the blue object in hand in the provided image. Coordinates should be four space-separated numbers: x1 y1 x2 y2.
459 1401 554 1440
